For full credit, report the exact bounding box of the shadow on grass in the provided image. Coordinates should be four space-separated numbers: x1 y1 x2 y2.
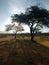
0 38 49 65
13 38 49 49
8 39 49 64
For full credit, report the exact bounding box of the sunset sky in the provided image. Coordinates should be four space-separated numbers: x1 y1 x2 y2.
0 0 49 33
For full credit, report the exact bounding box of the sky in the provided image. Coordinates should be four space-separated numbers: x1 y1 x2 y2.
0 0 49 33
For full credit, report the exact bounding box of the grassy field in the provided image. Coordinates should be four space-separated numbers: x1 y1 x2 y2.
0 36 49 65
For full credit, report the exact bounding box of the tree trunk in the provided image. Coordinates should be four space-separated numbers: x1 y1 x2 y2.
14 33 16 39
30 27 34 41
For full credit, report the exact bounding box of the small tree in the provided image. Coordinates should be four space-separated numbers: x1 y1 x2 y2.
5 23 24 39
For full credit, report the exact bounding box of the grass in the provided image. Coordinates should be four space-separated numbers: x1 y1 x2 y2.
0 36 49 65
34 36 49 47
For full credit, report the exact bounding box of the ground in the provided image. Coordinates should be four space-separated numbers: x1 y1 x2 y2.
0 36 49 65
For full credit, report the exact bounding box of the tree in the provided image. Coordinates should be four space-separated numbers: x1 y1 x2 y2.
11 6 49 41
5 23 24 39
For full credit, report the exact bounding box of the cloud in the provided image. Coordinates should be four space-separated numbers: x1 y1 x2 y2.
8 0 49 16
8 0 26 14
0 17 12 31
37 0 49 10
8 0 37 15
0 0 49 32
4 17 12 25
0 26 5 31
41 26 49 33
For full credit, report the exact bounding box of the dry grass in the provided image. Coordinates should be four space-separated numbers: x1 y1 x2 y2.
34 36 49 47
0 36 49 65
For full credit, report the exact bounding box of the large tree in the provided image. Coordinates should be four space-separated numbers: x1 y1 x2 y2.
11 6 49 40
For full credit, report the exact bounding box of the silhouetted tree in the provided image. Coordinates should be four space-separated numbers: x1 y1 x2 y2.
11 6 49 41
5 23 24 39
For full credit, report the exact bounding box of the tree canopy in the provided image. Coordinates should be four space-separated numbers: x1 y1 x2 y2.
5 23 24 33
11 5 49 40
11 6 49 27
